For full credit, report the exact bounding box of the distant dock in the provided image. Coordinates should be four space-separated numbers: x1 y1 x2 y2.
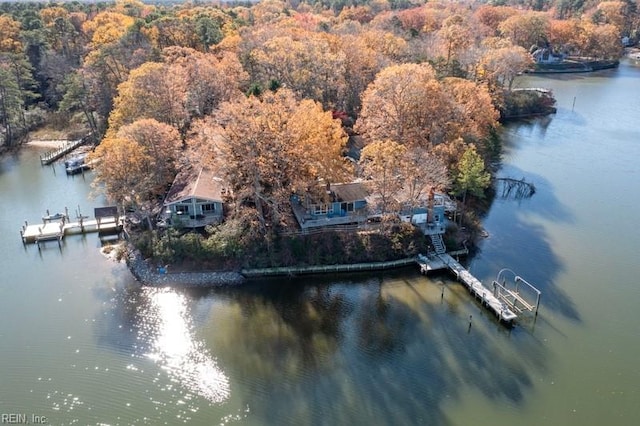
417 253 540 325
20 206 123 248
39 138 88 165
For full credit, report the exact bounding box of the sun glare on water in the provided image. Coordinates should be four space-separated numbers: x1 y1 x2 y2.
143 288 230 404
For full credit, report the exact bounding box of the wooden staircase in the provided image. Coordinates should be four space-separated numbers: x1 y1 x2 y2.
429 233 446 255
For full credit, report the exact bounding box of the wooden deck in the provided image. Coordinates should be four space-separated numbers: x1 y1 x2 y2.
21 216 123 247
417 253 518 324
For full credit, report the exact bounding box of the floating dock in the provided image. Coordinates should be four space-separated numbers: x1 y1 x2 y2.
417 253 519 324
20 207 123 248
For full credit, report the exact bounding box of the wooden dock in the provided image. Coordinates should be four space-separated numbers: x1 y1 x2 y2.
20 207 123 248
39 139 86 165
417 253 518 324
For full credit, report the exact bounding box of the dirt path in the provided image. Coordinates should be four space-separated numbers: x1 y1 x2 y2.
26 140 70 149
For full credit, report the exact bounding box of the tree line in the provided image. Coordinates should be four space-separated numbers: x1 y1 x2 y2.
1 0 634 243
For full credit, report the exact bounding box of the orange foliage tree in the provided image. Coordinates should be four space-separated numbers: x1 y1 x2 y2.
91 119 182 206
197 89 350 231
356 63 453 149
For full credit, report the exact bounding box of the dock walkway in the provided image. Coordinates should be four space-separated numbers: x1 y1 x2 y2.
39 139 86 165
417 253 517 324
20 210 123 248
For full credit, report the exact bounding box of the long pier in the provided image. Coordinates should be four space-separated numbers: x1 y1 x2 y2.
417 253 518 324
39 139 86 165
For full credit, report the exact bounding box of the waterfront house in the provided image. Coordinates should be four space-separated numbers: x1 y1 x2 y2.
291 182 370 229
160 168 226 228
531 47 565 64
398 192 455 236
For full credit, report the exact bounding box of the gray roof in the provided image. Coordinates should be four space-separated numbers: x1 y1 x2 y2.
164 168 224 205
331 182 369 202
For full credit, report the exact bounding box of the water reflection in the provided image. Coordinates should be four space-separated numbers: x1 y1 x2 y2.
97 284 230 405
141 289 230 404
191 274 548 425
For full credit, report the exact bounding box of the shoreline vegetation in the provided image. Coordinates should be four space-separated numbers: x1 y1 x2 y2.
3 0 633 286
527 58 620 74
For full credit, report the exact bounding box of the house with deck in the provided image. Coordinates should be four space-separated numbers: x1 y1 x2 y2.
291 182 370 229
398 193 456 236
160 168 226 228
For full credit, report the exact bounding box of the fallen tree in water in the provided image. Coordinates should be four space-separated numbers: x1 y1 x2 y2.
495 177 536 200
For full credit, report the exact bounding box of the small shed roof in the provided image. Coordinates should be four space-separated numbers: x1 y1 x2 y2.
331 182 369 202
164 168 224 205
94 206 118 219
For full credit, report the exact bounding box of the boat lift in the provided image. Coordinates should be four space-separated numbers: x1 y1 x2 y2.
492 268 541 316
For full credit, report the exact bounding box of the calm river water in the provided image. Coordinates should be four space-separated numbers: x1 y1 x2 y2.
1 62 640 426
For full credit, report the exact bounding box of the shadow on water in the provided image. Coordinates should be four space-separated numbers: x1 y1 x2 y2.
90 265 555 425
119 272 552 425
502 166 573 224
0 151 21 176
473 165 580 322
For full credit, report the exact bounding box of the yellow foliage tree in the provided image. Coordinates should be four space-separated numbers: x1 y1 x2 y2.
91 119 182 206
108 62 188 135
0 16 23 54
82 12 135 47
90 136 152 206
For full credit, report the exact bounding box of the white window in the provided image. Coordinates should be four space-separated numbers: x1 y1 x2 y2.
314 204 328 215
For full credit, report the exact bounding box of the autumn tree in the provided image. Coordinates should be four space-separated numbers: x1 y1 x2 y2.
337 33 390 116
163 47 248 119
116 119 183 195
474 5 519 36
77 10 154 138
593 1 629 36
400 147 450 211
356 63 454 149
437 14 473 74
579 21 623 59
90 119 182 207
108 61 188 135
498 11 550 49
286 99 352 185
90 135 150 207
547 19 582 54
359 139 407 215
357 62 498 157
248 32 346 109
477 38 533 91
441 77 499 157
40 6 84 62
200 89 349 232
108 48 247 137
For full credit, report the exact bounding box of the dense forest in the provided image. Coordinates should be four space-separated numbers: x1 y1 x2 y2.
1 0 635 266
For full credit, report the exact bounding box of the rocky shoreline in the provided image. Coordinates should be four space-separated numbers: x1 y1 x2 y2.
125 244 245 287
